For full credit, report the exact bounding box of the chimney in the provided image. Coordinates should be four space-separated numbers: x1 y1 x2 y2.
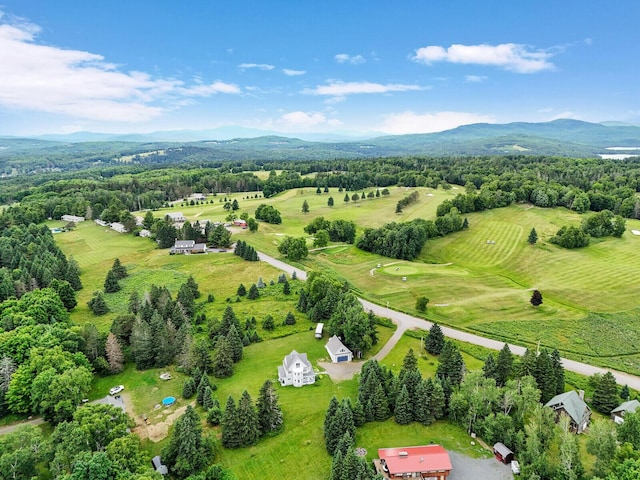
578 390 585 400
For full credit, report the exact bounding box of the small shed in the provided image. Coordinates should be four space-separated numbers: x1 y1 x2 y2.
611 399 640 424
493 442 514 464
151 456 168 475
315 323 324 339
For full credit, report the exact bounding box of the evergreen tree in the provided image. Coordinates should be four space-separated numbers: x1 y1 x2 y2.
237 390 260 447
226 325 244 362
530 289 543 307
394 385 413 425
414 378 432 425
328 197 334 207
247 283 259 300
256 379 284 436
103 269 121 293
262 314 275 330
161 406 213 479
324 396 341 454
592 371 619 414
372 382 390 421
202 386 214 411
185 275 200 298
177 283 196 319
182 377 196 399
87 292 109 316
436 341 465 386
206 401 223 426
284 311 296 325
111 258 128 279
283 280 291 295
297 289 308 312
534 349 557 404
151 314 174 367
257 277 266 288
352 400 366 427
221 396 240 448
49 278 77 311
430 378 446 420
621 384 631 401
212 336 234 378
66 257 83 291
550 348 565 395
197 374 212 406
236 283 246 296
302 200 309 213
128 290 141 315
130 318 155 370
425 323 445 355
528 227 538 245
482 353 498 382
495 344 514 387
221 305 241 335
462 217 469 229
191 338 213 374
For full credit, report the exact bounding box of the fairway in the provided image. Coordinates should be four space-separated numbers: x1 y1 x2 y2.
380 264 419 276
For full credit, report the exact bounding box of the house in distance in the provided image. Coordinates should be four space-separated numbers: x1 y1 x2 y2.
170 240 207 255
277 350 316 387
544 390 591 433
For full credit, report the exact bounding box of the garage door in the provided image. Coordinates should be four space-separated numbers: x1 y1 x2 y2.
337 355 349 362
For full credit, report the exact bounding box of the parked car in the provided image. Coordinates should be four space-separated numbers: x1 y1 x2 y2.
109 385 124 395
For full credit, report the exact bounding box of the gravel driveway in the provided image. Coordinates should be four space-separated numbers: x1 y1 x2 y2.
448 452 514 480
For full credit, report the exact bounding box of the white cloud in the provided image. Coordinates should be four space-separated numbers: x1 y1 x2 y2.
303 81 425 98
277 111 343 130
0 14 240 122
238 63 275 70
412 43 554 73
282 68 306 76
335 53 366 64
465 75 487 83
380 111 495 135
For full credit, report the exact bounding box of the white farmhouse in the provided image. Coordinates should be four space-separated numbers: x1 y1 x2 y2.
325 335 353 363
278 350 315 387
61 214 85 223
111 222 128 233
166 212 186 223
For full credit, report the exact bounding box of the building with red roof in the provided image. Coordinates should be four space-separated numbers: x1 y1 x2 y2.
375 445 452 479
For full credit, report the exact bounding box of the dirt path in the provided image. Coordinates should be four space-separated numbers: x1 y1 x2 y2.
0 416 45 436
258 250 640 389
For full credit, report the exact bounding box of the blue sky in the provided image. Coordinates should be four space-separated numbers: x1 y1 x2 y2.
0 1 638 137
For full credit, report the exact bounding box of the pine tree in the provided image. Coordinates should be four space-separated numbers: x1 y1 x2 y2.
550 348 565 395
482 353 498 382
226 325 244 362
206 403 223 426
621 384 631 401
431 378 446 420
284 311 296 325
372 382 390 421
593 371 619 414
352 400 366 427
105 332 124 373
283 280 290 295
247 283 259 300
182 377 196 399
130 318 155 370
202 386 214 411
302 200 309 213
222 396 240 448
103 270 121 293
151 314 174 367
262 314 275 330
221 305 240 335
161 405 213 478
328 197 334 207
297 289 308 312
495 343 514 387
530 289 543 307
237 390 260 447
394 385 413 425
212 336 234 378
256 379 284 436
197 374 212 406
425 323 445 355
462 217 469 229
66 257 83 290
528 227 538 245
87 292 109 316
49 278 77 311
414 379 432 425
436 341 465 386
111 258 128 279
236 283 246 296
324 396 340 454
185 275 200 298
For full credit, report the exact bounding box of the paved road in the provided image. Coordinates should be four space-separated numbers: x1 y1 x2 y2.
258 251 640 390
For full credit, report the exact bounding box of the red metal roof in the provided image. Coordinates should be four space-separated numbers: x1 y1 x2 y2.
378 445 452 475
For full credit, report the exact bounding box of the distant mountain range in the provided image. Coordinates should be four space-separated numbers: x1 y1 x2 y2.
3 119 640 159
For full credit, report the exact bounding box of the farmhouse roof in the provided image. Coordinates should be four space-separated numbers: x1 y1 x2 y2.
545 391 589 425
378 445 452 475
612 399 640 415
325 335 351 356
174 240 196 248
282 350 312 370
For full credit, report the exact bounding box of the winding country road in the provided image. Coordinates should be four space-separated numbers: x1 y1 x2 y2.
258 251 640 390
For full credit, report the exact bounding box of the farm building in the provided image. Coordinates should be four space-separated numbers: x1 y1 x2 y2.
166 212 186 223
61 214 85 223
375 445 452 479
111 222 128 233
611 399 640 424
170 240 207 255
151 456 168 475
544 390 591 433
139 229 151 238
493 442 514 464
233 219 248 228
325 335 352 363
315 323 324 339
277 350 315 387
95 219 108 227
191 193 207 201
